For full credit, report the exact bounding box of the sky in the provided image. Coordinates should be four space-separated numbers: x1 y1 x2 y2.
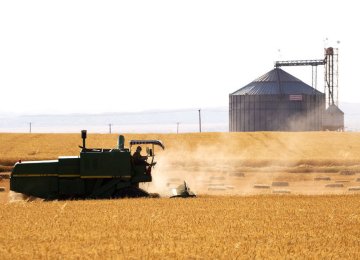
0 0 359 115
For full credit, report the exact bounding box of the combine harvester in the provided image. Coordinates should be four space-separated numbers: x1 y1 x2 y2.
10 130 195 200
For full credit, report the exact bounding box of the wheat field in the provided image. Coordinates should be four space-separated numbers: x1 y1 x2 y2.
1 132 360 258
1 196 360 259
1 132 360 165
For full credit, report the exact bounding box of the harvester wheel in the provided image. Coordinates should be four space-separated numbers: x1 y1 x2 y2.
149 193 160 198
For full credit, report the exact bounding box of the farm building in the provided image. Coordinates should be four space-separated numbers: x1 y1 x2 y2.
229 68 325 131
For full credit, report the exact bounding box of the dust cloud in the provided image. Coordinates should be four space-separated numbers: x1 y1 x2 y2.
145 132 360 197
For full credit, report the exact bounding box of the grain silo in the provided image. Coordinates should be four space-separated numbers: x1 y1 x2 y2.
229 68 325 132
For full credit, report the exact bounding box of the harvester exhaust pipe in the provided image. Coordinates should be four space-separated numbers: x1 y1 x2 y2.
118 135 125 150
81 130 87 149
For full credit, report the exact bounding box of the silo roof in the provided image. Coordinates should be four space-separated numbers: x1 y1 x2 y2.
325 104 344 114
232 68 324 95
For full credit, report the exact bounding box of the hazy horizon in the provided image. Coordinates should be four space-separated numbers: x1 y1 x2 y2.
1 102 360 133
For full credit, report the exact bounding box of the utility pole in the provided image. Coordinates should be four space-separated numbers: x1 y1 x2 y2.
109 123 112 134
176 122 180 134
29 122 32 133
198 109 202 133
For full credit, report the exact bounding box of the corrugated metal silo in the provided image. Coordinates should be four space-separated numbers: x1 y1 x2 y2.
229 68 325 131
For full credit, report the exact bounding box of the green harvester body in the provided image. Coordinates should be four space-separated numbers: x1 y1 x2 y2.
10 131 164 199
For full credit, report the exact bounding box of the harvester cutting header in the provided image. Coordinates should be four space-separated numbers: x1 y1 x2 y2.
10 130 165 199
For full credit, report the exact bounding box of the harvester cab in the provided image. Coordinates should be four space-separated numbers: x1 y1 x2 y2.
10 130 165 199
129 140 164 167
